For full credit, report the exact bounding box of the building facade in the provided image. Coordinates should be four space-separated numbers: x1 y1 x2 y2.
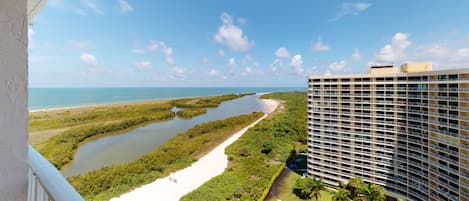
307 63 468 201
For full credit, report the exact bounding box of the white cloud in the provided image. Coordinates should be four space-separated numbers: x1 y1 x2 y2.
49 0 106 16
238 17 248 25
163 47 175 66
30 55 50 64
135 40 176 65
350 48 362 61
166 57 175 65
28 28 35 48
244 67 252 74
217 49 225 57
171 67 186 79
270 59 284 74
72 7 87 16
228 57 236 67
214 12 254 52
82 0 103 15
275 47 291 59
135 61 152 71
201 57 210 64
117 0 133 13
289 54 304 74
147 40 159 52
208 69 219 76
411 41 469 69
330 3 372 21
68 40 93 49
242 54 253 65
132 48 145 54
369 32 411 66
80 53 98 67
312 37 331 52
329 60 347 72
28 28 35 40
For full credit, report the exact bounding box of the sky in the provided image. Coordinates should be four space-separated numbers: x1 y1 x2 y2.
29 0 469 87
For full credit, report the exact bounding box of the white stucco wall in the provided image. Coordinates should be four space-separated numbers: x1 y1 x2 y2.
0 0 28 200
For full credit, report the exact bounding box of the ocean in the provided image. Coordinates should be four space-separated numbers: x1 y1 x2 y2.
29 87 304 110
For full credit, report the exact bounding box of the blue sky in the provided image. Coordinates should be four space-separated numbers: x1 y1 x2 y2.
29 0 469 87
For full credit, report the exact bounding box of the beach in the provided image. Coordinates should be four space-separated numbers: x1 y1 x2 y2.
110 99 280 201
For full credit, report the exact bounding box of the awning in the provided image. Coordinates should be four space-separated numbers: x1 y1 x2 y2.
28 0 48 24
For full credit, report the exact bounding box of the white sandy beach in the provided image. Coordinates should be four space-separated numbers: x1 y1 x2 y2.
110 99 280 201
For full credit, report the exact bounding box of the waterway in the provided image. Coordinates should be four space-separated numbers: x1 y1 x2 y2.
62 94 265 177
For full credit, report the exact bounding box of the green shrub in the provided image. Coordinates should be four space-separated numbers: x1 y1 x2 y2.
176 108 207 119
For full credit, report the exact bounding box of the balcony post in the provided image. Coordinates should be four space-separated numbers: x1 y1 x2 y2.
0 0 28 200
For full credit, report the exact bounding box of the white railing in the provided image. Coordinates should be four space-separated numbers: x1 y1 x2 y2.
28 145 84 201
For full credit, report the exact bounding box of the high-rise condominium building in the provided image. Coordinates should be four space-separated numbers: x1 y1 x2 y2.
307 62 468 201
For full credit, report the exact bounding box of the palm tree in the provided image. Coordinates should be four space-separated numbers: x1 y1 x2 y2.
332 187 351 201
346 177 365 199
360 183 385 201
310 178 326 201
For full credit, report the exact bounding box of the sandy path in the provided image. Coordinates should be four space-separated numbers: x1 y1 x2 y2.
110 99 280 201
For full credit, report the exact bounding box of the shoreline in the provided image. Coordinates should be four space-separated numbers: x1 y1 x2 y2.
110 98 280 201
29 92 271 113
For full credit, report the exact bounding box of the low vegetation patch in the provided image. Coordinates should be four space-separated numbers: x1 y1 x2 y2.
176 108 208 119
172 93 252 108
181 91 306 201
68 112 264 201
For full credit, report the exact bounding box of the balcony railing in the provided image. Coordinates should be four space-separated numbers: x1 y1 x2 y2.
28 145 84 201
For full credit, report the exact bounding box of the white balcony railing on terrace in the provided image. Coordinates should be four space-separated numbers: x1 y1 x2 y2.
28 145 84 201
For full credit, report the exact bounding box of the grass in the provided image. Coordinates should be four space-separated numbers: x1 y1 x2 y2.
181 91 307 201
176 108 208 119
267 170 333 201
68 112 264 201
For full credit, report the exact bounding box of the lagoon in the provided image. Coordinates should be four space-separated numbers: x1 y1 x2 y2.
62 94 265 177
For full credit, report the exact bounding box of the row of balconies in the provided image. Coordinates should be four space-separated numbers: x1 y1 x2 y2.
309 76 467 83
429 168 460 185
430 153 459 166
308 147 395 161
309 87 469 93
432 176 460 197
308 101 469 112
429 127 465 139
312 95 468 102
309 142 395 153
430 184 459 201
310 126 400 139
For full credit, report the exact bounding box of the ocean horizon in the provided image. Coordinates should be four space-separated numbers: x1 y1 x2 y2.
29 87 304 110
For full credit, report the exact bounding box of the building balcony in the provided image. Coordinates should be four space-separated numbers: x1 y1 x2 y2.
28 145 84 201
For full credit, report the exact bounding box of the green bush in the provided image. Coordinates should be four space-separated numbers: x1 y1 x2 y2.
176 108 207 119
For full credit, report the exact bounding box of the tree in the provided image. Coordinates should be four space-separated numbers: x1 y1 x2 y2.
293 177 326 201
294 177 314 199
347 177 366 199
332 187 351 201
311 178 326 201
360 183 385 201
